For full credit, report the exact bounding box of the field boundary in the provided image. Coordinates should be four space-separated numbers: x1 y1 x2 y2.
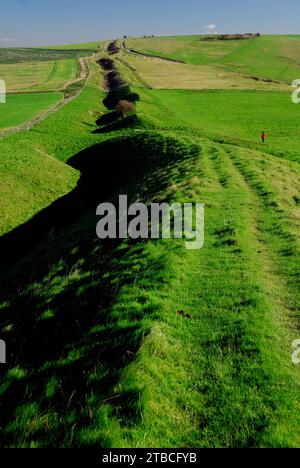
115 56 153 89
0 56 90 139
122 40 186 63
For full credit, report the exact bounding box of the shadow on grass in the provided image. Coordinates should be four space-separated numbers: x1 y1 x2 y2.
0 131 200 447
96 111 119 126
93 115 142 134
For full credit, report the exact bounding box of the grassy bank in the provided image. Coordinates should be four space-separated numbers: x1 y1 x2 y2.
140 89 300 162
126 35 300 84
0 59 104 236
0 42 299 448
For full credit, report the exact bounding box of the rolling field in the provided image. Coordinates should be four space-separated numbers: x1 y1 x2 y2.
0 92 63 130
121 53 289 91
0 59 78 92
125 35 241 64
0 47 91 131
126 35 300 84
0 36 299 448
0 48 93 64
141 89 300 161
0 58 103 236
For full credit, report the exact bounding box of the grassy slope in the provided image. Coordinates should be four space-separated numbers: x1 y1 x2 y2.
121 53 289 91
0 47 92 132
0 93 63 129
0 59 78 93
142 89 300 162
0 43 299 448
126 35 300 83
0 59 104 236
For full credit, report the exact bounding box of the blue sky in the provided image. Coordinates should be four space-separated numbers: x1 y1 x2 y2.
1 0 299 47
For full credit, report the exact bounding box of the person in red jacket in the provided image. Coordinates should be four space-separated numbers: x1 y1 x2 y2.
261 131 267 143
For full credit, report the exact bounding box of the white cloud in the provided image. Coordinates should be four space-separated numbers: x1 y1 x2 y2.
205 24 217 31
1 38 17 43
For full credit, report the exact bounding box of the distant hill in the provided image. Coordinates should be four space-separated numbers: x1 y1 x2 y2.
203 33 261 41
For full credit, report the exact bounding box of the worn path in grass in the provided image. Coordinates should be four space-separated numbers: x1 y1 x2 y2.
0 44 299 447
108 138 300 447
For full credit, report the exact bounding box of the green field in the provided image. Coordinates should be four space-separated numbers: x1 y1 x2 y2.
0 47 91 131
0 59 78 93
126 35 300 84
0 58 103 236
120 52 289 91
0 92 63 130
141 89 300 161
0 36 299 448
0 48 93 63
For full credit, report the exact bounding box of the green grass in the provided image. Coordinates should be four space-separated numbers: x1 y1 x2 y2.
0 128 299 447
0 48 94 64
0 58 104 236
0 48 91 94
0 41 299 448
0 92 63 129
127 35 300 83
141 89 300 162
126 35 243 64
120 52 289 92
41 59 78 91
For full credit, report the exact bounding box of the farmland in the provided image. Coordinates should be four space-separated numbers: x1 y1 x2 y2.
0 47 93 132
0 59 78 92
0 58 103 236
120 53 289 91
140 89 300 161
125 35 300 83
0 48 93 63
0 92 63 130
0 34 299 448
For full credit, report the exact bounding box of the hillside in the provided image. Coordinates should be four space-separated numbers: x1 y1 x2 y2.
125 35 300 84
0 47 93 132
0 36 299 448
0 58 103 236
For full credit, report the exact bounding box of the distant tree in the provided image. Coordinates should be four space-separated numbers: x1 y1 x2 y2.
98 58 115 70
115 100 135 116
107 41 120 55
107 73 127 91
